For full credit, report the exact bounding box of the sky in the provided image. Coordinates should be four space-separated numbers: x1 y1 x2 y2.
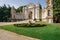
0 0 46 8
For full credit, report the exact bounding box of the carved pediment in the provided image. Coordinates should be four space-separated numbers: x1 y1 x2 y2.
27 3 35 8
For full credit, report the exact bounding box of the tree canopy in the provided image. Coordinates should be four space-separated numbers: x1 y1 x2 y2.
0 4 11 22
16 6 23 12
53 0 60 23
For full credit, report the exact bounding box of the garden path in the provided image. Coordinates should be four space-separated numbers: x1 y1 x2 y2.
0 20 35 26
0 29 39 40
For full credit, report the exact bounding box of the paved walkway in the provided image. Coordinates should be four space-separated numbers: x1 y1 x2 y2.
0 20 35 26
0 29 39 40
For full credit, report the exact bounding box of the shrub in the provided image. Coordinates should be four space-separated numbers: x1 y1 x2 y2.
14 23 46 27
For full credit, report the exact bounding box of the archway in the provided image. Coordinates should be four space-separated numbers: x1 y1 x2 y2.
29 11 32 19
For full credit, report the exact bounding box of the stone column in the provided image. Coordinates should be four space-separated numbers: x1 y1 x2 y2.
32 8 35 21
24 7 28 20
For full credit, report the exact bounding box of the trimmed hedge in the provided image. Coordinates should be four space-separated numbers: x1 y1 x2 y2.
14 23 46 27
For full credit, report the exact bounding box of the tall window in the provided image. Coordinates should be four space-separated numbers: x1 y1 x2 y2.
48 10 50 16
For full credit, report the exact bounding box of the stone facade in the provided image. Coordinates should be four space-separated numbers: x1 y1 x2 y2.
42 0 53 23
11 7 25 21
23 3 42 21
11 0 53 23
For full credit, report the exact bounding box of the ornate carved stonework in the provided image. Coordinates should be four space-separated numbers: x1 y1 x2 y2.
46 0 53 23
11 0 53 23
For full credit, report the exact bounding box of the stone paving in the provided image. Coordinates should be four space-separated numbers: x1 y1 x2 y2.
0 20 35 26
0 29 39 40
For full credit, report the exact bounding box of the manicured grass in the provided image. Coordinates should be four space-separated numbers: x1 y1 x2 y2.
0 24 60 40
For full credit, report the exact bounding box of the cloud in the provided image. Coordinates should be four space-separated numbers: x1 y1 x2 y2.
0 0 46 8
0 0 18 8
0 0 4 6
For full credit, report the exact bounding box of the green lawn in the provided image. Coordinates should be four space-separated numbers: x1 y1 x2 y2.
0 24 60 40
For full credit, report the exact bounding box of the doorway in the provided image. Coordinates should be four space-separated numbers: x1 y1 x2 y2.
29 11 32 19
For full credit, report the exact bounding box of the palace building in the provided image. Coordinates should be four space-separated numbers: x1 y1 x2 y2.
11 0 53 23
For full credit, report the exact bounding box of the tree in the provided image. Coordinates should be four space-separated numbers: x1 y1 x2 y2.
53 0 60 23
16 6 23 12
0 4 11 22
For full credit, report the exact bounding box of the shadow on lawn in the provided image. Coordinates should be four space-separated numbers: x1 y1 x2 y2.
14 23 46 28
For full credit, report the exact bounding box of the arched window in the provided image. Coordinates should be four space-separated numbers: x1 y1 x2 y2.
48 10 50 16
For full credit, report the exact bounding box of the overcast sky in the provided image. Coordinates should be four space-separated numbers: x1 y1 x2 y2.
0 0 46 8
